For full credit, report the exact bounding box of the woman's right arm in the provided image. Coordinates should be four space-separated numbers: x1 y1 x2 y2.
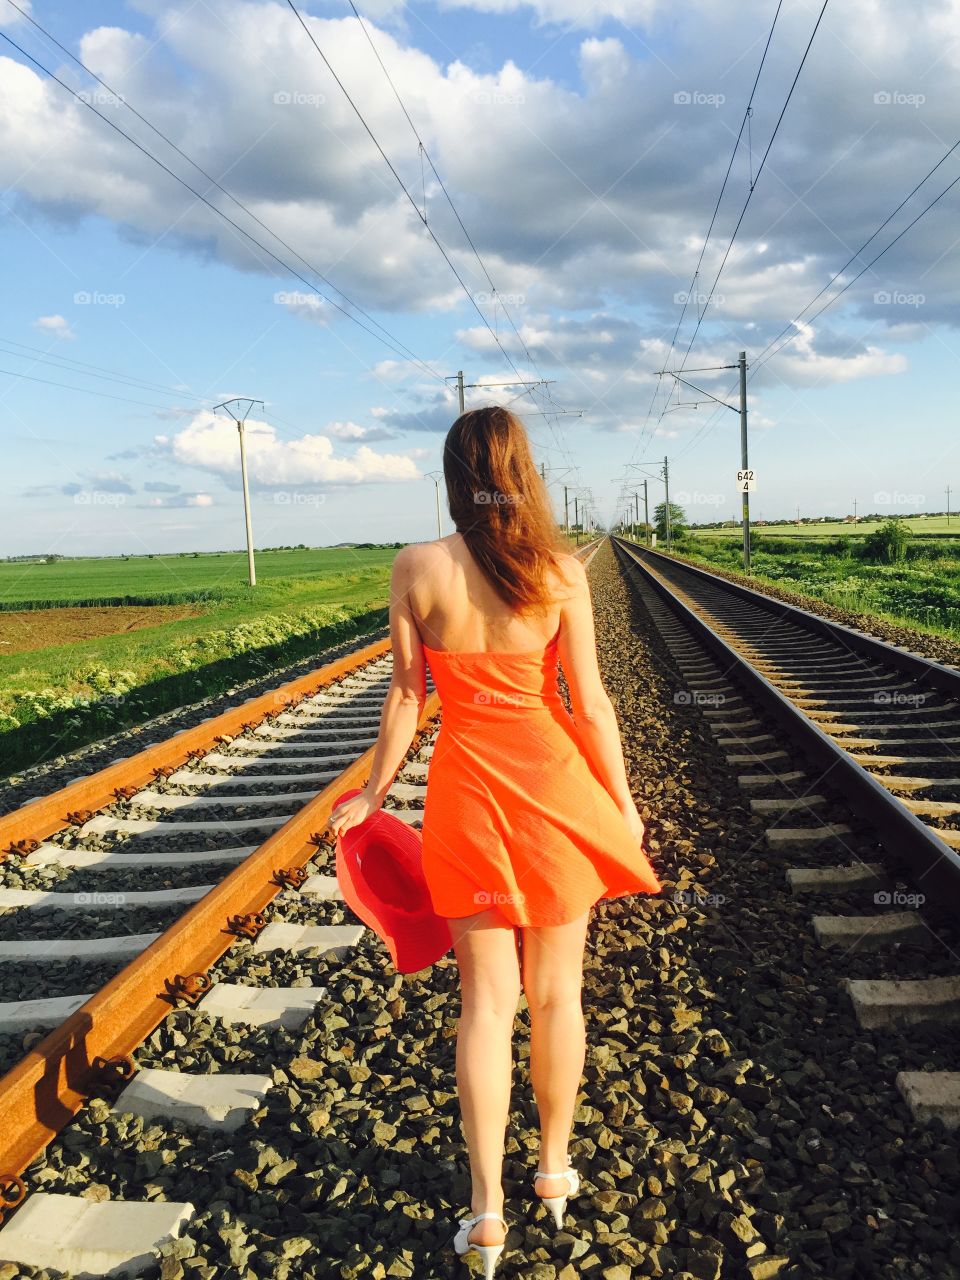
555 557 646 849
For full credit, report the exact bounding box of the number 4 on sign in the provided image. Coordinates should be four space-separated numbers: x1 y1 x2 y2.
737 469 756 493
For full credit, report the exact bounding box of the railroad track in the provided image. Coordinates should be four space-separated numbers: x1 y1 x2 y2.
0 541 603 1277
612 536 960 1129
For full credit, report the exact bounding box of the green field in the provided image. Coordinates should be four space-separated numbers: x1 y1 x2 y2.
676 532 960 641
692 515 960 539
0 546 399 776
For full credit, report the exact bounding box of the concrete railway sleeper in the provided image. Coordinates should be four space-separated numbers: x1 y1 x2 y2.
0 536 957 1278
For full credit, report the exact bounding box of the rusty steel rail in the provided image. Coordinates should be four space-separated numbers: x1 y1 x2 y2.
0 540 597 1200
0 687 441 1189
0 634 391 860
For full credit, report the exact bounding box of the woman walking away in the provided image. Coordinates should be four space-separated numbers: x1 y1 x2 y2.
327 407 661 1276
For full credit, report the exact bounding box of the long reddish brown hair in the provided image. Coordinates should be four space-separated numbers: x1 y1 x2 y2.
442 406 568 612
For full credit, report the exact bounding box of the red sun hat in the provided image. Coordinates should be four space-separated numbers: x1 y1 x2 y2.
333 788 453 974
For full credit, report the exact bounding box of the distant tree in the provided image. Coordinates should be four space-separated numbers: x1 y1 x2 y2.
654 502 687 542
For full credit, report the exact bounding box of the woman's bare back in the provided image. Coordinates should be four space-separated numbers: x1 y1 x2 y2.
405 532 577 655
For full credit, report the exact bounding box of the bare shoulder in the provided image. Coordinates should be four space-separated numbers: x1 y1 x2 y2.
550 551 588 596
392 539 451 592
393 540 441 569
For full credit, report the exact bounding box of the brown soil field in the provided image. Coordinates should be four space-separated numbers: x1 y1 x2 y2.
0 605 203 655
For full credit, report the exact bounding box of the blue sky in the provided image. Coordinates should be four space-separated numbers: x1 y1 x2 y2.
2 0 960 555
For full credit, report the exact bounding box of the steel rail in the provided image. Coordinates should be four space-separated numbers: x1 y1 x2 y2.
0 634 391 859
0 688 440 1188
611 537 960 912
630 542 960 699
0 539 596 1203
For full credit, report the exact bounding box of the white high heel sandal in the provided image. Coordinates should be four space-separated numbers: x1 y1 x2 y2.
533 1167 581 1227
453 1212 507 1279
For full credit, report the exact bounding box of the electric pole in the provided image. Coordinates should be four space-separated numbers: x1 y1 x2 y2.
214 398 262 588
655 354 748 566
947 485 952 526
425 470 443 539
457 370 465 414
563 484 569 534
643 480 649 546
663 455 672 550
853 498 858 524
738 350 750 572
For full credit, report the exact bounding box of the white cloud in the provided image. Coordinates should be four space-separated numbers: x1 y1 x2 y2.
1 0 954 442
0 1 31 29
143 492 215 508
158 411 421 485
33 314 75 340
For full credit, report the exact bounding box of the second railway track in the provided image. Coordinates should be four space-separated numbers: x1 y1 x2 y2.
0 536 958 1280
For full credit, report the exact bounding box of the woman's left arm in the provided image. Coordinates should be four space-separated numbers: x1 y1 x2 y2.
327 546 427 838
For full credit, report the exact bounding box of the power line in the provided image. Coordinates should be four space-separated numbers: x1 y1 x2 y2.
344 0 564 420
0 364 199 410
750 141 960 375
628 0 787 467
2 0 438 383
0 337 210 402
675 0 831 375
633 0 832 468
676 129 960 460
0 24 446 384
283 1 574 434
291 0 582 488
659 6 785 405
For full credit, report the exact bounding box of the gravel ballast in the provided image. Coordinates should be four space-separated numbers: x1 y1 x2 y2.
6 542 960 1279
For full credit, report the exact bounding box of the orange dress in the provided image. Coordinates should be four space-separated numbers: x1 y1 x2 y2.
420 632 661 927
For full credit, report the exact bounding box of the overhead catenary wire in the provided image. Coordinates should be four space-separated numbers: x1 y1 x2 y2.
0 26 447 385
627 0 788 469
283 1 576 444
674 128 960 462
292 0 583 494
345 0 560 414
0 337 212 403
750 143 960 375
624 0 832 484
674 0 831 378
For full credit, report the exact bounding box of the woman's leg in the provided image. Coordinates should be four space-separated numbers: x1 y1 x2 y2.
521 912 590 1196
448 906 522 1245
